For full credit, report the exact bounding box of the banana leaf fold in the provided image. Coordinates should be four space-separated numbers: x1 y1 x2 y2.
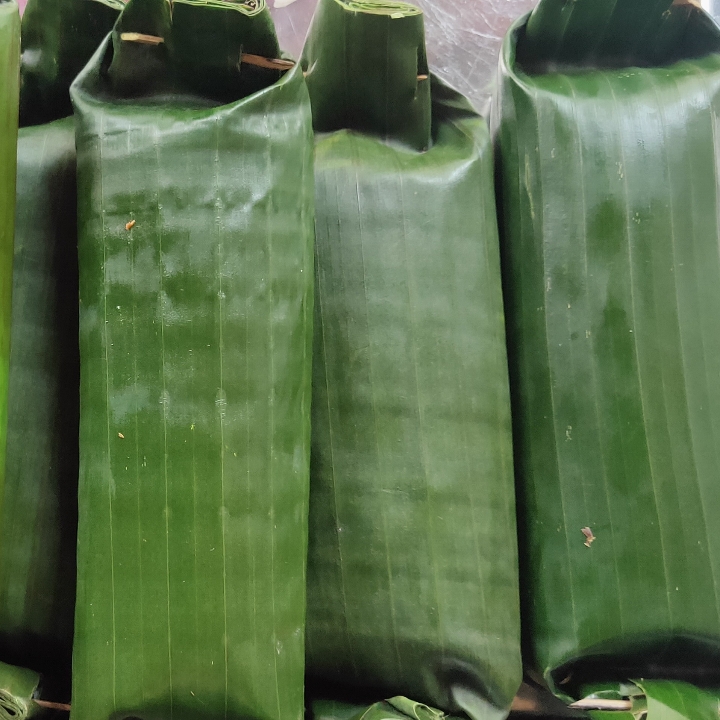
303 2 521 718
0 661 40 720
70 0 315 718
310 697 463 720
495 0 720 699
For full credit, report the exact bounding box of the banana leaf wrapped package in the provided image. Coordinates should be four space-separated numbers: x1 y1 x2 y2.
0 119 78 707
495 0 720 699
0 0 122 704
0 3 35 716
69 0 314 718
0 0 19 506
303 2 521 719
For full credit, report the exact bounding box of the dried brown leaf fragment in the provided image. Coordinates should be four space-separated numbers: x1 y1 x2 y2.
581 527 595 548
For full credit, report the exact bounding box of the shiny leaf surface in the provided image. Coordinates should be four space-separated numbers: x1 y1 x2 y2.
70 1 315 718
496 0 720 696
304 2 520 718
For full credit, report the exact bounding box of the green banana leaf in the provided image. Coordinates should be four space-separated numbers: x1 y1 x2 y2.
495 0 720 699
0 0 122 702
303 2 521 718
581 680 720 720
19 0 124 126
637 680 720 720
0 1 19 518
69 0 314 718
